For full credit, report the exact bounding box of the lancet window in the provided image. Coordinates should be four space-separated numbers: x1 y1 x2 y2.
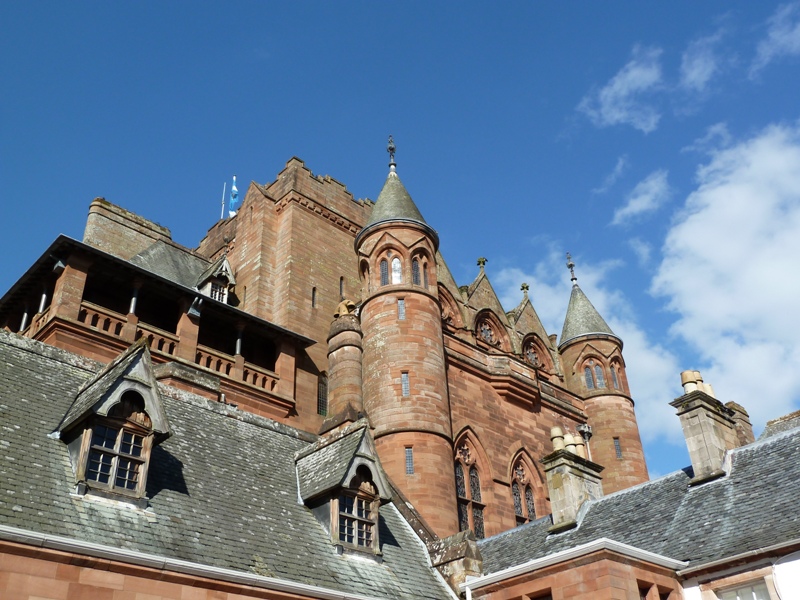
511 458 536 526
455 442 485 539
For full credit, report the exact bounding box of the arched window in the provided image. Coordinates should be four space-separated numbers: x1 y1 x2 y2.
584 366 595 390
380 259 389 286
391 257 402 284
412 258 421 285
337 466 379 550
423 263 429 288
595 364 606 388
455 442 485 539
511 458 536 526
610 364 620 389
523 340 541 367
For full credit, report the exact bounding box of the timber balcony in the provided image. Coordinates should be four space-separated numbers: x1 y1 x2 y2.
23 298 293 420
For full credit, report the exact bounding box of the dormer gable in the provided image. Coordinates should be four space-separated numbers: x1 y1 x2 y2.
295 420 391 554
53 339 171 506
196 255 236 303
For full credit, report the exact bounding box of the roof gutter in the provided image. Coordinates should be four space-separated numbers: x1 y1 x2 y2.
461 538 687 594
676 537 800 577
0 524 381 600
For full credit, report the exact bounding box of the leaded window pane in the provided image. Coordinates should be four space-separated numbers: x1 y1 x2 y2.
611 367 619 389
455 463 466 497
412 259 421 285
525 486 535 519
317 375 328 416
469 466 482 502
423 267 428 288
584 366 594 389
457 501 469 532
472 505 485 539
512 482 523 516
391 257 402 284
595 364 606 388
380 260 388 286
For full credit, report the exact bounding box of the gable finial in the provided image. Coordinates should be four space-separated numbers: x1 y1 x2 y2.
387 135 396 172
521 282 529 298
477 257 487 271
566 252 577 285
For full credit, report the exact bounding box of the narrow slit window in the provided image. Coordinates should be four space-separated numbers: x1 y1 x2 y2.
401 372 410 397
611 365 620 389
613 437 623 459
412 259 421 285
423 265 429 288
311 287 317 308
405 447 414 474
339 276 345 300
584 366 595 389
398 298 406 320
317 375 328 416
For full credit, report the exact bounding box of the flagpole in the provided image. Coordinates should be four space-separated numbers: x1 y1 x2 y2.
220 182 227 220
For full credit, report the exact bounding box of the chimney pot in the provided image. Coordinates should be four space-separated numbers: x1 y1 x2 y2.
551 427 565 451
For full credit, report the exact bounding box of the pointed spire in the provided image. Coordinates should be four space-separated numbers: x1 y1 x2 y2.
559 256 618 349
356 136 439 249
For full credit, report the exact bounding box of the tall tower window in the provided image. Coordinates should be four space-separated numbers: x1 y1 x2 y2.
412 259 421 285
594 364 606 388
317 374 328 416
423 265 429 288
311 287 317 308
455 443 485 539
610 364 620 389
339 276 345 300
398 298 406 320
401 372 410 397
380 260 389 286
405 447 414 474
584 359 606 390
584 366 595 390
391 257 402 284
613 437 623 459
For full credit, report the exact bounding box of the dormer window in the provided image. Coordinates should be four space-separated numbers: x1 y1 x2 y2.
336 467 379 551
85 392 152 495
209 280 227 302
196 256 236 304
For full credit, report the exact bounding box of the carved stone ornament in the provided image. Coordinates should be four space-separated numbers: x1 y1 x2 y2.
334 299 357 318
457 443 472 464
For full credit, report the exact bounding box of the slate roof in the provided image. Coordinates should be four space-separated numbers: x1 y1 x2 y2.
760 409 800 439
129 240 212 288
559 284 617 348
356 170 438 249
479 425 800 574
0 331 452 600
296 423 367 501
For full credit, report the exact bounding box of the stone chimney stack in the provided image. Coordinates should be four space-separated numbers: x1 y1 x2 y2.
542 427 604 533
320 302 363 434
670 370 738 484
726 401 755 447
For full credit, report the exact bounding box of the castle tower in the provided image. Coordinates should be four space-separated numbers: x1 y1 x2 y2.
558 256 648 494
355 140 459 536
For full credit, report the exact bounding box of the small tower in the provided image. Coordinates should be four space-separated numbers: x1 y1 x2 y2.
354 138 459 536
558 254 648 493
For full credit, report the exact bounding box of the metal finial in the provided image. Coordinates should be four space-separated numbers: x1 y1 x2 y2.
387 135 396 171
521 283 529 296
477 257 487 269
566 252 577 284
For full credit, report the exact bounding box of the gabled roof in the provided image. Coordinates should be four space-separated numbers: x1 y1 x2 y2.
295 420 391 502
478 424 800 576
55 338 170 439
0 331 452 600
559 284 618 349
195 254 236 288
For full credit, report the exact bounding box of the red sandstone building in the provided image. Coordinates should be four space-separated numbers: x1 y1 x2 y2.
0 151 798 599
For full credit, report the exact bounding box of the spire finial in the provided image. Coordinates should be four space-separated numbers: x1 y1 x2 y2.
387 135 396 172
566 252 577 284
477 257 487 270
521 282 529 297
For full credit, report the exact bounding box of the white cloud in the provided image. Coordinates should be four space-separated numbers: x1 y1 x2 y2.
492 251 684 446
652 121 800 430
593 155 629 194
628 238 652 266
612 169 670 226
751 2 800 76
680 31 724 93
578 46 663 133
682 122 732 154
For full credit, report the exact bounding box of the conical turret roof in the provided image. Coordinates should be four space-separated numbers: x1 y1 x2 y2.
559 283 619 349
356 168 438 249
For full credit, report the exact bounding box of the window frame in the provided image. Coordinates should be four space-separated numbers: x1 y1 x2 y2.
511 458 536 526
332 470 381 553
455 446 485 539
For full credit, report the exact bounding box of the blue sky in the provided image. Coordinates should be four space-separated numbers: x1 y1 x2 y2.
3 2 800 477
